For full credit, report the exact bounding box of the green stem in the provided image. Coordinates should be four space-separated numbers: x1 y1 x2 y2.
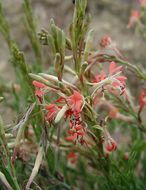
102 54 146 81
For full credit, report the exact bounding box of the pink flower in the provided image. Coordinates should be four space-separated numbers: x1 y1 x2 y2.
66 119 85 144
67 91 83 113
94 62 126 95
93 70 106 83
109 62 126 94
45 104 58 122
109 61 122 75
139 0 146 6
139 89 146 109
75 124 83 131
35 90 44 97
100 36 112 48
32 80 46 88
32 80 46 99
127 10 140 28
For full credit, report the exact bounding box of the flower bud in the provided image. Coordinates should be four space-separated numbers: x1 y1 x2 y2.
100 36 112 48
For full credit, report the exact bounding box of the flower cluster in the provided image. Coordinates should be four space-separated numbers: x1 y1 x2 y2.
66 114 85 144
30 5 143 158
32 57 129 154
93 61 127 95
32 84 86 144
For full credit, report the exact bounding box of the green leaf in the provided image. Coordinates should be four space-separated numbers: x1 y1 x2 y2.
0 162 20 190
46 146 55 174
92 125 103 131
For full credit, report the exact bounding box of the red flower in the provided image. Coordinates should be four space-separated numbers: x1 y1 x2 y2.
66 133 77 141
93 70 106 83
32 80 46 88
109 61 122 75
66 118 85 144
32 80 46 101
100 36 112 48
109 62 126 94
45 104 58 122
56 97 66 104
139 89 146 109
127 10 140 28
35 90 44 97
94 62 126 95
116 76 127 83
67 91 83 113
64 109 74 119
67 152 77 164
102 126 117 153
74 124 83 131
105 139 117 152
124 152 129 161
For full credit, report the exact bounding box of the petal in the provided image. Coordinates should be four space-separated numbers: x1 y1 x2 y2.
109 62 122 75
75 124 83 131
66 133 77 141
67 152 77 159
94 70 106 83
45 104 57 111
77 131 85 136
35 90 44 97
32 80 46 88
68 130 75 135
45 104 58 122
67 91 83 113
56 97 65 103
139 89 146 107
116 76 127 83
100 36 112 48
105 140 117 152
112 81 120 88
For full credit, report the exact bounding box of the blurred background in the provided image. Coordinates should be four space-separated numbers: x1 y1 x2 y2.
0 0 146 123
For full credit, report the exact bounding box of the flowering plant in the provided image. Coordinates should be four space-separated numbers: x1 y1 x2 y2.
0 0 146 190
128 0 146 39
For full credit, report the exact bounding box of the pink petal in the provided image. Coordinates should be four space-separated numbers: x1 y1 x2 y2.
45 104 58 122
112 81 120 88
32 80 46 88
94 70 106 83
35 90 44 97
77 131 85 136
75 124 83 131
67 91 83 113
116 76 127 82
109 62 123 75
